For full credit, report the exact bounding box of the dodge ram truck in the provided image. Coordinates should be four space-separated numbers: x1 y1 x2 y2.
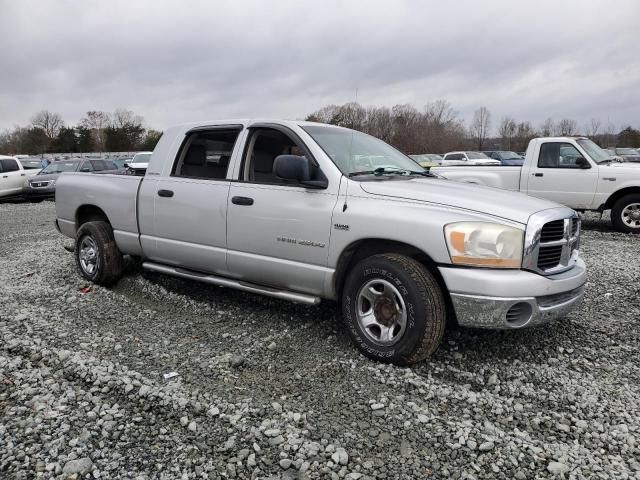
55 120 587 364
433 137 640 233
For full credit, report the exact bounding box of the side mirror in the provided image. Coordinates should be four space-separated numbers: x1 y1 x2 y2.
575 157 590 169
273 155 327 189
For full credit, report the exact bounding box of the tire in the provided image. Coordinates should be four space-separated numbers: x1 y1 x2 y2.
611 194 640 234
74 221 124 286
341 253 446 365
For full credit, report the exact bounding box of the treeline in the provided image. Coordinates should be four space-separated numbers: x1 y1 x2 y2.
0 109 162 155
306 101 640 153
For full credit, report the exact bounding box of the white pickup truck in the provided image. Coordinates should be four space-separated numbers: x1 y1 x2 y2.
55 120 587 364
0 155 42 199
433 137 640 233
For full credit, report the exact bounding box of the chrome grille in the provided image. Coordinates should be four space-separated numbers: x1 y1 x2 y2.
523 208 581 276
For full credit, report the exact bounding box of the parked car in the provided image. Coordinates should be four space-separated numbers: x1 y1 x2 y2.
0 155 41 199
614 148 640 163
55 120 586 365
483 151 525 166
432 136 640 233
18 158 46 171
112 156 133 170
441 151 501 166
23 158 118 200
126 151 152 175
408 154 443 168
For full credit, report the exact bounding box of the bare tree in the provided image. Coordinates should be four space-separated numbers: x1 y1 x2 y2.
111 108 144 129
585 118 601 138
539 118 554 137
498 116 517 149
469 106 492 150
31 110 64 139
556 118 578 136
514 121 536 151
80 111 111 151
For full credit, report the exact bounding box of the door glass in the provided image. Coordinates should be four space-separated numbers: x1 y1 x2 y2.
173 130 239 180
537 143 583 168
0 158 19 172
242 129 305 185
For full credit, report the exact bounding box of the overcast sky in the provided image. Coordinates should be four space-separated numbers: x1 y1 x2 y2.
1 0 639 134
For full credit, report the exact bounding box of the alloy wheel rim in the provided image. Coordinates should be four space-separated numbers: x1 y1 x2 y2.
621 203 640 229
79 236 99 276
356 279 407 346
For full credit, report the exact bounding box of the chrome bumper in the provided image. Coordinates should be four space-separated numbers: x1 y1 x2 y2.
439 258 587 329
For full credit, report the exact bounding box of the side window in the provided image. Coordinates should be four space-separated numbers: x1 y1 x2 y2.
79 161 94 172
242 128 307 185
173 129 239 180
0 158 19 172
538 143 582 168
446 153 463 161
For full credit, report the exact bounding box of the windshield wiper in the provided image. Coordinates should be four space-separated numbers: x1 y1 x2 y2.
348 167 439 178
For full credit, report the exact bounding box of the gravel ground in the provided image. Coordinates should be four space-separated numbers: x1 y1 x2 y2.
1 201 638 480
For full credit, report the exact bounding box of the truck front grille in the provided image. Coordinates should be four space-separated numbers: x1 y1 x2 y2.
523 209 581 276
537 245 563 269
540 220 564 242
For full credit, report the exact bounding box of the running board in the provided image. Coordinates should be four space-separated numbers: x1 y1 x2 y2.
141 261 321 305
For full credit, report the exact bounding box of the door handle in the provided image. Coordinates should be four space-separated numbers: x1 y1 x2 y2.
20 173 26 176
232 196 254 206
2 175 7 178
157 189 174 197
533 173 543 177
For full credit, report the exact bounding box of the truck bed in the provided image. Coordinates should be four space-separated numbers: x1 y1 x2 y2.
55 172 144 254
431 165 522 191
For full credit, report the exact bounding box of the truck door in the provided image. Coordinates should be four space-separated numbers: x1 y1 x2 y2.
0 158 25 197
226 125 338 296
140 126 244 275
523 141 597 209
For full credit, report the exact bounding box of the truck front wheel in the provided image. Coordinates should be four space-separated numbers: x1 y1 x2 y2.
342 253 446 365
75 221 124 286
611 194 640 234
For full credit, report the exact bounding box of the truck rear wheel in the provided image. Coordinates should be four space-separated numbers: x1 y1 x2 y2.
341 253 446 365
611 194 640 234
74 221 124 286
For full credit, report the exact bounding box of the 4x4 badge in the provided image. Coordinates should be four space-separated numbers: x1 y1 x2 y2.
334 224 350 231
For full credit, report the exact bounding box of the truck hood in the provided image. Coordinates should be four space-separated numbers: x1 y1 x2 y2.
358 178 562 225
602 161 640 171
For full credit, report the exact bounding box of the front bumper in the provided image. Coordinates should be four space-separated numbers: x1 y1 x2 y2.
23 185 55 198
439 258 586 329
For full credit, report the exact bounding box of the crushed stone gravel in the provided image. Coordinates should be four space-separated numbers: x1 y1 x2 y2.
1 202 639 479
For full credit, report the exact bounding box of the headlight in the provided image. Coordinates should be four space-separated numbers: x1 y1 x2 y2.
444 222 524 268
49 179 56 186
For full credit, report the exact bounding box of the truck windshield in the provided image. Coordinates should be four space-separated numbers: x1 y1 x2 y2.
577 139 613 163
302 125 423 176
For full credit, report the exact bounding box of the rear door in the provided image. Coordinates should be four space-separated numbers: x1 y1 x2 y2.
226 124 337 295
140 126 243 275
523 141 598 208
0 158 25 197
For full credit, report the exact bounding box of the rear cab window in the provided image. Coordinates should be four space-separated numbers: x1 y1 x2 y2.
172 128 241 180
0 158 20 172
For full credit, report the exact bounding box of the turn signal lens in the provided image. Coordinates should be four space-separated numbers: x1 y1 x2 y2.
444 222 524 268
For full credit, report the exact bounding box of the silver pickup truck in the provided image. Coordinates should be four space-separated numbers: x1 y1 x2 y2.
55 120 586 364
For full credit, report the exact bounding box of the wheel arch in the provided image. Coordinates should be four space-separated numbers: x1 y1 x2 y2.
603 187 640 210
333 238 456 324
76 204 111 232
